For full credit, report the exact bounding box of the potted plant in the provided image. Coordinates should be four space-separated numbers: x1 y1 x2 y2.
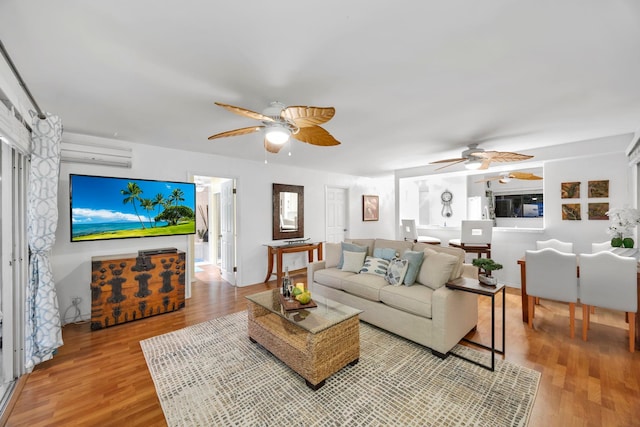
472 258 503 286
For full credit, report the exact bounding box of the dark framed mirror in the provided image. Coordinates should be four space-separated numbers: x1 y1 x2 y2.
272 183 304 240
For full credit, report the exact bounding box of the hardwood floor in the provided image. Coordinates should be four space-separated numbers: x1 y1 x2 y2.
5 265 640 426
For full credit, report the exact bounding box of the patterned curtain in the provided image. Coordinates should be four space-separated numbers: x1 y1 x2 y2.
25 113 64 370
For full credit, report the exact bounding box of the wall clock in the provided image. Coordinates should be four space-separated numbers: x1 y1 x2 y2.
441 190 453 218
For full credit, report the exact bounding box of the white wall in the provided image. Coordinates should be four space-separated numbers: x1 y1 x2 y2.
52 134 394 323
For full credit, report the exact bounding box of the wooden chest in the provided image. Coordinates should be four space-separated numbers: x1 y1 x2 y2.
90 250 186 330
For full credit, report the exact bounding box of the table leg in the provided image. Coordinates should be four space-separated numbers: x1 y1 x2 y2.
491 293 495 371
519 262 528 322
502 287 506 357
276 250 283 285
636 283 640 349
318 242 323 260
264 247 274 283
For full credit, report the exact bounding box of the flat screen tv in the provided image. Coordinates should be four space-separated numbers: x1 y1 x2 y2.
70 174 196 242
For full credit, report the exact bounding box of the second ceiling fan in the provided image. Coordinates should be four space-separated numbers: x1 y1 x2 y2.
430 143 533 170
208 101 341 153
475 171 543 184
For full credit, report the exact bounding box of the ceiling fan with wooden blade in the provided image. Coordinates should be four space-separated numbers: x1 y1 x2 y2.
475 171 543 184
208 101 341 153
429 143 533 170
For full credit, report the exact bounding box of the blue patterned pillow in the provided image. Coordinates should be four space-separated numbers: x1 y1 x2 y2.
402 250 425 286
385 258 409 286
337 242 368 268
359 256 390 277
373 247 397 261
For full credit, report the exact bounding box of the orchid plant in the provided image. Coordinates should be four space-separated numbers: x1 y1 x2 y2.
606 207 640 246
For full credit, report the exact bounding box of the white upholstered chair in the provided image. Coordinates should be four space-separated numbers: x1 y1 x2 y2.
536 239 574 253
449 220 493 258
525 248 579 338
401 219 441 245
532 239 574 305
591 241 612 253
578 251 637 352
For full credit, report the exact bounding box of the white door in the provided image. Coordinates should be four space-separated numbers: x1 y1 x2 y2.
220 179 236 285
325 187 348 242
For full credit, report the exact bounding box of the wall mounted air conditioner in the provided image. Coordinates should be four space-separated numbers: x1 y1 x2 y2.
60 140 132 168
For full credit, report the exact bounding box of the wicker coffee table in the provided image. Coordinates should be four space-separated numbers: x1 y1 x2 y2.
246 289 362 390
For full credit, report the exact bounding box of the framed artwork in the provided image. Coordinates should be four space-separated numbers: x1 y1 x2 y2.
562 203 581 220
588 202 609 220
561 182 580 199
588 180 609 198
362 195 379 221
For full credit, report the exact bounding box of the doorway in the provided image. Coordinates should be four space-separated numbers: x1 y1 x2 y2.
192 175 237 287
325 186 348 242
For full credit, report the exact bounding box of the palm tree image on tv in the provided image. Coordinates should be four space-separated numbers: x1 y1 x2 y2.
70 175 196 242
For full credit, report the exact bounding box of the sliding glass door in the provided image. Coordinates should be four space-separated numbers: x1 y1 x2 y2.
0 135 28 410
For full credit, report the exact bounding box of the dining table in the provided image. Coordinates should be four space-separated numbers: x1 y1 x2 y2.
517 247 640 348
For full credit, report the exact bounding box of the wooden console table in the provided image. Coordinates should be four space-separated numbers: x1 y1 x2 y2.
90 250 185 330
264 242 323 284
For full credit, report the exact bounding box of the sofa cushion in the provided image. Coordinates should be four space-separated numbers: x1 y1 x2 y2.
341 250 367 273
359 256 390 277
313 268 355 291
345 239 375 256
379 284 434 318
324 242 342 268
417 249 458 290
373 239 413 256
373 247 398 260
401 250 425 286
342 273 388 301
337 242 368 268
413 243 465 280
385 258 409 286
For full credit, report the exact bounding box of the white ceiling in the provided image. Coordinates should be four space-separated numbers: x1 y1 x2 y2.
1 1 639 176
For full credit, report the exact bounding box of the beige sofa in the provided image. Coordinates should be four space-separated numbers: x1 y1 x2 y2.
307 238 478 357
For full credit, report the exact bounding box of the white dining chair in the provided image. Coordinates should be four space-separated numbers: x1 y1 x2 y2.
578 251 637 352
532 239 575 305
536 238 574 253
591 241 612 253
401 219 441 245
525 248 579 337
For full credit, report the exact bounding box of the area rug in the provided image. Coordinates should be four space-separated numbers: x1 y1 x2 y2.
141 311 540 427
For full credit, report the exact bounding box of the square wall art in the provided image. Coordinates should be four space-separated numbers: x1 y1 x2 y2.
561 182 580 199
562 203 581 220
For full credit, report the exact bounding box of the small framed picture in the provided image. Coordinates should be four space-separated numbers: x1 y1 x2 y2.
362 195 379 221
588 202 609 220
561 182 580 199
562 203 581 220
588 180 609 198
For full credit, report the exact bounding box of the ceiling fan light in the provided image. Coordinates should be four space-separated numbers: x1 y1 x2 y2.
265 125 291 145
464 159 482 170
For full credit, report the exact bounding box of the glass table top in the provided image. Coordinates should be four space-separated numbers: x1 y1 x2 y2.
246 289 362 334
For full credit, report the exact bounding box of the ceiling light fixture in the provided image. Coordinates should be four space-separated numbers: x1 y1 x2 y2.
264 125 291 145
464 158 482 170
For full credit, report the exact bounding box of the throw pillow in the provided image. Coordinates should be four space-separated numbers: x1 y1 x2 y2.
418 251 459 290
359 256 390 277
385 258 409 286
324 242 342 268
373 247 398 261
402 250 425 286
341 250 367 273
337 242 368 269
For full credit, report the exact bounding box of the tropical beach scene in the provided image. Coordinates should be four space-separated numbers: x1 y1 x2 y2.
70 175 196 241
